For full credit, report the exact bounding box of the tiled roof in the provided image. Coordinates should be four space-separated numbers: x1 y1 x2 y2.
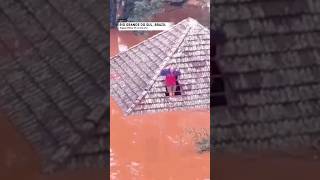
110 18 210 115
212 0 320 152
0 0 107 173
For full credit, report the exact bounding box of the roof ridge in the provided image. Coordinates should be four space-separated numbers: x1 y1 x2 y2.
188 17 210 32
125 21 195 115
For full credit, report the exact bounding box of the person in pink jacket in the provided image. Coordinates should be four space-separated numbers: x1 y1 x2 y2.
165 68 177 96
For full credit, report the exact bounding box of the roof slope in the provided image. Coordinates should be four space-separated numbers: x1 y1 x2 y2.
213 0 320 152
110 18 210 115
0 0 107 172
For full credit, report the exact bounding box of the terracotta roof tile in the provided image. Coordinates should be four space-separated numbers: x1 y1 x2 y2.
110 18 210 115
213 0 320 152
0 0 107 173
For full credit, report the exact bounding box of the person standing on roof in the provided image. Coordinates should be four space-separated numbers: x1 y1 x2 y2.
165 67 177 96
160 66 181 97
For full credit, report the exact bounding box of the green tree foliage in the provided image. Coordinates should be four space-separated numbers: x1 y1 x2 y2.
110 0 165 28
110 0 118 27
128 0 165 22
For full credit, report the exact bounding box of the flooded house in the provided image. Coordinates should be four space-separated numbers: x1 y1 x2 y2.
110 18 210 115
212 0 320 153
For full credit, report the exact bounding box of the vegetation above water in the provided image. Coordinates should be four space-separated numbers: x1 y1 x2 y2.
110 0 166 28
110 0 210 28
129 0 165 22
197 137 210 153
184 128 210 153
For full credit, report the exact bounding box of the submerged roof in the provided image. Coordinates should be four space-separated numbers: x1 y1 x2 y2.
213 0 320 152
110 18 210 115
0 0 107 173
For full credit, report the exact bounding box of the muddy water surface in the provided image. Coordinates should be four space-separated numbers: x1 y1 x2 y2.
110 100 210 180
0 114 107 180
2 110 320 180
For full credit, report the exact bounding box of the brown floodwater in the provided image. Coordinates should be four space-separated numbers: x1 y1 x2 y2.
110 100 210 180
2 108 320 180
0 114 107 180
214 152 320 180
110 3 211 180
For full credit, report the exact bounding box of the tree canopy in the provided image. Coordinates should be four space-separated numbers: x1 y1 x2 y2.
110 0 165 28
